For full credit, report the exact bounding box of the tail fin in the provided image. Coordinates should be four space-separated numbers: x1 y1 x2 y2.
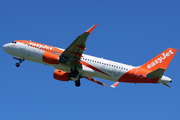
139 48 177 72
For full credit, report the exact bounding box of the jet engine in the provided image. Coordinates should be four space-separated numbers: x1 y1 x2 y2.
43 52 60 64
53 69 70 81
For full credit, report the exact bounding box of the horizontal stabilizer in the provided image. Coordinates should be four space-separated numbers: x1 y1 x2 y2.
146 68 165 79
161 83 171 88
110 82 120 88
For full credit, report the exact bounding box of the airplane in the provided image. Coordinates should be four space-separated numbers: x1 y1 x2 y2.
2 24 177 88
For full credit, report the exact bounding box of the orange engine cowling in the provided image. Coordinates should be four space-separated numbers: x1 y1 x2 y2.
53 69 70 81
43 52 59 64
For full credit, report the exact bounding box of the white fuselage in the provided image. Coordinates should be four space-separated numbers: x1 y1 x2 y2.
3 42 134 82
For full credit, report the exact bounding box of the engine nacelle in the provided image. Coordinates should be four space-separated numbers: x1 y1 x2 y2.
53 69 70 81
43 52 60 64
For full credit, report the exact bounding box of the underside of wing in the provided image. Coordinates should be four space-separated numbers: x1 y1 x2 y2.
58 24 97 82
60 24 97 63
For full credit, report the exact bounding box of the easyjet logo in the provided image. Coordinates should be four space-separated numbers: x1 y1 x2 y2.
29 42 53 50
147 49 174 69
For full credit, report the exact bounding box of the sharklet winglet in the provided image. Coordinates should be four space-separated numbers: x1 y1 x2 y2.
86 24 97 34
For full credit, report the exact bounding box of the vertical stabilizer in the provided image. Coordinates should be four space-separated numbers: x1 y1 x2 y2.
139 48 177 72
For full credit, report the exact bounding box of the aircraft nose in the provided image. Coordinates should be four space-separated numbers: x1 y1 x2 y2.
2 44 9 52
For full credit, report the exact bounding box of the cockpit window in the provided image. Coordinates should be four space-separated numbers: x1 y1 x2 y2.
12 41 17 44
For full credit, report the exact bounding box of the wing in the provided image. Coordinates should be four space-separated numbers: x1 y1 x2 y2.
59 24 97 68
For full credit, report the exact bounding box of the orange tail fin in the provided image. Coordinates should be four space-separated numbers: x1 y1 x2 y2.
139 48 177 72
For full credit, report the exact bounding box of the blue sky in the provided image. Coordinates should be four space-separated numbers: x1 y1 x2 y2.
1 0 180 120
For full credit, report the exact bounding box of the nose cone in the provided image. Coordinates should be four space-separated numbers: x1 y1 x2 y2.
2 44 9 52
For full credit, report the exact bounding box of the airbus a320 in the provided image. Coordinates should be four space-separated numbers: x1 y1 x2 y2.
2 24 177 88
